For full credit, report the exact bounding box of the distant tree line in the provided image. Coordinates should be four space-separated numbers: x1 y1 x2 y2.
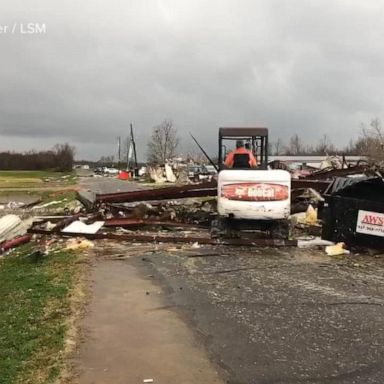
270 119 384 159
0 143 75 171
95 118 384 166
270 134 344 156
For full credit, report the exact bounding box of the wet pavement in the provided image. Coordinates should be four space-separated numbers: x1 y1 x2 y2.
76 175 384 383
131 246 384 384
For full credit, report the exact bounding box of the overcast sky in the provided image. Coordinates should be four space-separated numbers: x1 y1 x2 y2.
1 0 383 160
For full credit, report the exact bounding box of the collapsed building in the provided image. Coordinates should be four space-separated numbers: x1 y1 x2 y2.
1 128 383 255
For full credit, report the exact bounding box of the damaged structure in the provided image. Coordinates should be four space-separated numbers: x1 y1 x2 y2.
1 133 383 256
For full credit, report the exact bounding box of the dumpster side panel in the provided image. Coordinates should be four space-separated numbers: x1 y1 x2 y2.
322 195 384 249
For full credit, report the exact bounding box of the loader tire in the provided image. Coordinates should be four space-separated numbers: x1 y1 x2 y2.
270 221 290 240
211 217 238 238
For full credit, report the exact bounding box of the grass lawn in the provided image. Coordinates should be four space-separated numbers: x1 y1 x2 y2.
38 190 78 206
0 190 78 212
0 246 85 384
0 171 77 189
0 171 72 179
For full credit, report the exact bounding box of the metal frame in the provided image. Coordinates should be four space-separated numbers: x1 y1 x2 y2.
218 127 269 170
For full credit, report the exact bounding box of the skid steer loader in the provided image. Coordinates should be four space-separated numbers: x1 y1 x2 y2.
212 127 291 239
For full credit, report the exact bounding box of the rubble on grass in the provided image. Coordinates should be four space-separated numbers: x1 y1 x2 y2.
3 165 384 256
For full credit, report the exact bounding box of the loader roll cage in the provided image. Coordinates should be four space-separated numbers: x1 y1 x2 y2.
218 127 269 170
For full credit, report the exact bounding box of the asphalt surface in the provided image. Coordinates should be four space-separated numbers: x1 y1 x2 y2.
131 246 384 384
77 170 147 194
79 175 384 383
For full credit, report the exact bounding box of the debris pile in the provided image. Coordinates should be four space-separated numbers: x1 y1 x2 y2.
269 155 369 180
0 214 33 254
291 188 324 214
0 214 33 243
27 184 296 247
147 161 215 184
2 168 384 256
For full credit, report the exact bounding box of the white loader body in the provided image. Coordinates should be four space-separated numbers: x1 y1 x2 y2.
217 170 291 220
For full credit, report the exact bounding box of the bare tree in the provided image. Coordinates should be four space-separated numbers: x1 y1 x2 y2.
273 138 283 155
54 143 75 171
358 118 384 162
147 119 180 164
315 134 335 155
369 118 384 144
341 138 356 155
98 155 114 163
286 134 303 155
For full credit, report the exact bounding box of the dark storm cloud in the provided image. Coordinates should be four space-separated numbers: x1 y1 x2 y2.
0 0 383 159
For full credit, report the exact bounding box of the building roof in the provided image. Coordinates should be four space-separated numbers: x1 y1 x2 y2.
219 127 268 137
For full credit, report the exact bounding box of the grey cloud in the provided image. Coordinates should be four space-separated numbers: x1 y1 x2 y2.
0 0 383 159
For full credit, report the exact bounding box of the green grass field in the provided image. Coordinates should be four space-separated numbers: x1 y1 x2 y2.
0 246 83 384
0 171 77 189
0 171 68 179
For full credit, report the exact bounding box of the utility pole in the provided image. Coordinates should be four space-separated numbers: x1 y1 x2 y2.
126 134 133 170
130 123 138 175
117 136 121 169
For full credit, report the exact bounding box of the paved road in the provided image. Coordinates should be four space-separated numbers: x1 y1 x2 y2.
134 246 384 384
73 175 384 383
77 171 146 195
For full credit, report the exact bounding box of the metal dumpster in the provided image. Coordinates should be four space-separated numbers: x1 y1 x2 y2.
322 177 384 249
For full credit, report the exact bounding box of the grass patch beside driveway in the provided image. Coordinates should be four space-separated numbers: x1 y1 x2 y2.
0 246 85 384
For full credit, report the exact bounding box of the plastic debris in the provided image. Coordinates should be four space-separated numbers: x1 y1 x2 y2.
304 204 318 225
6 201 25 209
165 163 177 183
65 238 95 250
32 200 65 209
297 237 335 249
149 166 167 183
319 155 343 170
325 242 350 256
62 220 105 234
291 204 319 228
45 221 57 231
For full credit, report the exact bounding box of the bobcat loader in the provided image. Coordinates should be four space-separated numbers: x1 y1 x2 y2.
212 127 291 239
